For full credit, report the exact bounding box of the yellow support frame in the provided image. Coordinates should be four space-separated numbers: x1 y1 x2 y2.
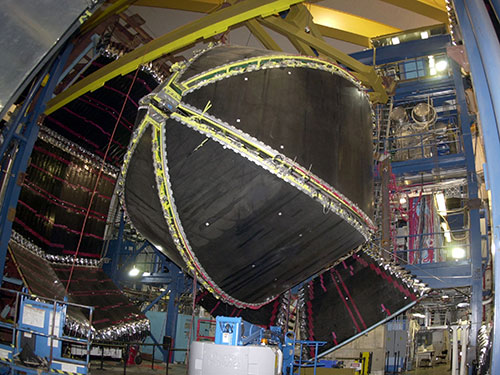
259 15 388 103
81 0 137 34
245 19 283 51
45 0 304 115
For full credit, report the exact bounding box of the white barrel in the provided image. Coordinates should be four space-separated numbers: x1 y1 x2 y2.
188 341 281 375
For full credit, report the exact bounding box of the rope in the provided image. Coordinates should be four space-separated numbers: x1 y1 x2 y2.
65 67 141 294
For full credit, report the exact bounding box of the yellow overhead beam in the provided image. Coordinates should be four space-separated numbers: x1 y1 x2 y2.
316 25 371 47
45 0 304 115
133 0 221 13
378 0 449 23
260 15 388 103
81 0 137 33
245 19 283 51
285 4 325 56
132 0 399 42
307 4 400 38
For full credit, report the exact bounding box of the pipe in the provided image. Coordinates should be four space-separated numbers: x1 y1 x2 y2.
451 325 459 375
459 325 468 375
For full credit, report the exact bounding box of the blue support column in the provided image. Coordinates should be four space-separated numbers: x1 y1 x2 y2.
165 263 186 363
463 0 500 137
451 60 483 364
0 44 73 283
453 0 500 372
489 0 500 39
109 210 126 284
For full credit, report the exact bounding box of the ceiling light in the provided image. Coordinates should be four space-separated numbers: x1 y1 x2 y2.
451 247 466 259
436 192 447 216
436 60 448 72
430 67 437 76
392 37 400 45
399 196 407 205
142 272 151 276
420 31 429 39
129 266 140 277
412 313 425 318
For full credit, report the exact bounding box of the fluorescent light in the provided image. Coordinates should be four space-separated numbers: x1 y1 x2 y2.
441 222 451 243
129 266 140 277
412 313 426 318
436 192 447 216
142 272 151 276
436 60 448 72
421 31 429 39
451 247 466 259
428 55 435 67
392 36 400 45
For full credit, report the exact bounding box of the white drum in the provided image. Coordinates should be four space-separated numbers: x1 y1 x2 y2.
188 341 282 375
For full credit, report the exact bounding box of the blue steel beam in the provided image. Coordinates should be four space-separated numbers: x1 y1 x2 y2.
451 59 483 364
404 262 473 289
491 0 500 22
142 288 170 313
0 44 73 283
453 0 500 372
350 35 451 66
390 153 466 176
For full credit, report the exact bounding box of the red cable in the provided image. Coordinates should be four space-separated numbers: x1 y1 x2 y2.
65 67 141 294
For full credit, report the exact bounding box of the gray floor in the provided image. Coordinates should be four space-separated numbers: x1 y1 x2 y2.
90 361 187 375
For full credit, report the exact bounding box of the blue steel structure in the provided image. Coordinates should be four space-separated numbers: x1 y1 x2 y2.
0 289 92 375
104 229 188 361
355 30 485 367
452 0 500 372
0 44 73 284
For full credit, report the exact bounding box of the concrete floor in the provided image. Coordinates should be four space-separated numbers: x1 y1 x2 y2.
90 361 187 375
402 364 450 374
90 361 450 375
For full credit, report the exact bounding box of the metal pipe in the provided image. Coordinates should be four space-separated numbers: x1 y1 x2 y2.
151 344 155 370
317 301 418 359
451 325 459 375
459 325 469 375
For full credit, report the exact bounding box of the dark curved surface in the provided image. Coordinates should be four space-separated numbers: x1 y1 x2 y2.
124 46 373 306
301 251 418 355
185 64 373 215
196 289 283 328
164 120 362 303
124 127 185 268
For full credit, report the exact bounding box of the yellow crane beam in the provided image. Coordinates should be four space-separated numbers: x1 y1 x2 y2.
379 0 448 23
133 0 222 13
45 0 304 115
307 4 400 38
130 0 400 44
